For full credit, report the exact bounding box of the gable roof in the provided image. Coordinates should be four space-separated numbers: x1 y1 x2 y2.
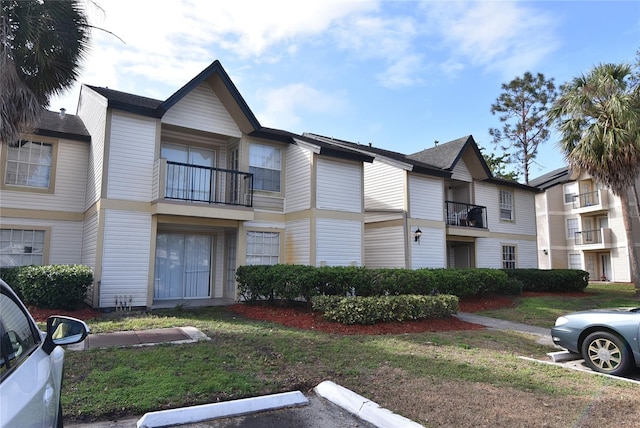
250 128 374 163
84 60 261 131
303 133 451 178
33 110 91 142
529 167 570 190
408 135 492 177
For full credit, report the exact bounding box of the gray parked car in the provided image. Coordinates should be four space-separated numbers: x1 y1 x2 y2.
0 279 89 427
551 307 640 376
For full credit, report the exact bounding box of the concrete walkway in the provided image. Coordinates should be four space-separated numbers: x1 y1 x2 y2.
455 312 556 346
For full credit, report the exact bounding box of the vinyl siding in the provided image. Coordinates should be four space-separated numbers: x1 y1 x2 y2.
77 87 107 208
162 83 241 138
475 182 537 235
410 227 445 268
364 160 405 210
107 113 156 201
285 219 311 265
408 174 443 220
1 217 83 264
316 157 362 213
316 218 362 266
81 212 99 305
285 145 311 213
364 226 405 268
0 140 88 212
100 210 152 307
476 238 537 269
451 158 472 182
213 232 224 298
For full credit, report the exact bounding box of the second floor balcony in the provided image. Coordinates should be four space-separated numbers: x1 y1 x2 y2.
445 201 488 229
575 228 612 247
154 160 254 207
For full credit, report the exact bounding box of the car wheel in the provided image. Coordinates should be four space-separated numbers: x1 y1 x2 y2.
581 331 633 376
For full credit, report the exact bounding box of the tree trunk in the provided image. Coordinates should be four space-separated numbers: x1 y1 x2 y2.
619 191 640 297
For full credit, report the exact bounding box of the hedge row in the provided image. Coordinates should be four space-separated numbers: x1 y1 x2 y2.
312 294 459 325
0 265 92 310
502 269 589 292
236 265 527 303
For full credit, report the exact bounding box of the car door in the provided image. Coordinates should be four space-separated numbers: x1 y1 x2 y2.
0 285 60 428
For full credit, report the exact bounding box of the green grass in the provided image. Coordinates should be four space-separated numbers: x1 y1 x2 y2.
61 284 640 425
479 282 640 328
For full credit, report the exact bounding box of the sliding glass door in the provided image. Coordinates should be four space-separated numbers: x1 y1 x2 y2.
154 233 212 299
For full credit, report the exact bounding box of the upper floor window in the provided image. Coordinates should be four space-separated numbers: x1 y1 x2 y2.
566 218 579 239
499 189 513 221
0 229 45 267
563 183 577 204
4 141 53 189
249 144 281 192
502 245 516 269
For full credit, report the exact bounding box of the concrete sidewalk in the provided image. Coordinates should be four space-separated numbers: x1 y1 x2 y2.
455 312 555 346
67 326 210 351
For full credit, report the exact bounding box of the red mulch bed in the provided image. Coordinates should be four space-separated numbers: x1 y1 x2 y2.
28 305 102 323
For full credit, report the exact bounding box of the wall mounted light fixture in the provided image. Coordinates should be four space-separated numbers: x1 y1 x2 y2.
414 228 422 244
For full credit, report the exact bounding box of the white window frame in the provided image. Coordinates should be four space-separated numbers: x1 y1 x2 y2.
566 218 579 240
249 143 282 192
569 253 582 270
246 231 280 265
499 189 514 221
563 183 578 204
3 140 54 191
0 229 46 267
502 245 516 269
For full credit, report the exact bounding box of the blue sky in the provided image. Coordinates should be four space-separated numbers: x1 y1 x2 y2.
50 0 640 181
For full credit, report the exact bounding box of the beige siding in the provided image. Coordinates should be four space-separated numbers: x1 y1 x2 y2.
0 140 88 212
100 210 152 307
162 83 241 138
316 218 362 266
364 226 405 268
77 87 107 208
81 212 99 304
107 113 156 201
285 219 311 265
285 145 311 213
451 158 472 182
213 232 224 298
364 160 405 210
408 174 443 220
475 182 537 235
410 227 445 268
316 157 362 213
476 238 537 269
253 194 284 211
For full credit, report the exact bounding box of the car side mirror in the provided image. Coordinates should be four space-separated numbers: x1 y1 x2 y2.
42 316 90 354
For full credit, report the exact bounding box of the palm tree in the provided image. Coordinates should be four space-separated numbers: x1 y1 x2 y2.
549 63 640 295
0 0 89 146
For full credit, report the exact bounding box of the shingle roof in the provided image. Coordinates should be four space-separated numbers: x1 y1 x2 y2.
302 133 451 178
250 128 375 163
407 135 471 170
528 167 570 190
85 85 163 117
33 110 91 142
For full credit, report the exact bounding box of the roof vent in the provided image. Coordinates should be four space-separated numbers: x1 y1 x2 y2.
60 108 66 118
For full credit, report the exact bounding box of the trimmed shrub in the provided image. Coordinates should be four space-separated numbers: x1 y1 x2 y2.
312 294 459 325
0 266 25 298
18 264 92 310
502 269 589 292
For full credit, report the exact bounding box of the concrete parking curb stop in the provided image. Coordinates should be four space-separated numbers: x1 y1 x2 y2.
136 391 308 427
315 381 424 428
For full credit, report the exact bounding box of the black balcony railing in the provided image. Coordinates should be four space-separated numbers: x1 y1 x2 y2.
575 229 602 245
165 161 253 207
573 190 599 209
445 201 488 229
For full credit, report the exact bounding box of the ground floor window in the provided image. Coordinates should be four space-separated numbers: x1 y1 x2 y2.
0 229 45 267
502 245 516 269
246 231 279 265
569 253 582 270
154 233 212 299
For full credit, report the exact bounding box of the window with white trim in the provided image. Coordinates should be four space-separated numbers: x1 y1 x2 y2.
563 183 578 204
246 231 280 265
566 218 579 239
502 245 516 269
249 143 281 192
499 189 514 221
4 140 53 189
569 253 582 270
0 229 45 267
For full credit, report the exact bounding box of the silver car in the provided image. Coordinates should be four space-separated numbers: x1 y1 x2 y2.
551 307 640 376
0 279 89 427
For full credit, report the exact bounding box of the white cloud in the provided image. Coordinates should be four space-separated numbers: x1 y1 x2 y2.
255 83 348 130
377 54 425 88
